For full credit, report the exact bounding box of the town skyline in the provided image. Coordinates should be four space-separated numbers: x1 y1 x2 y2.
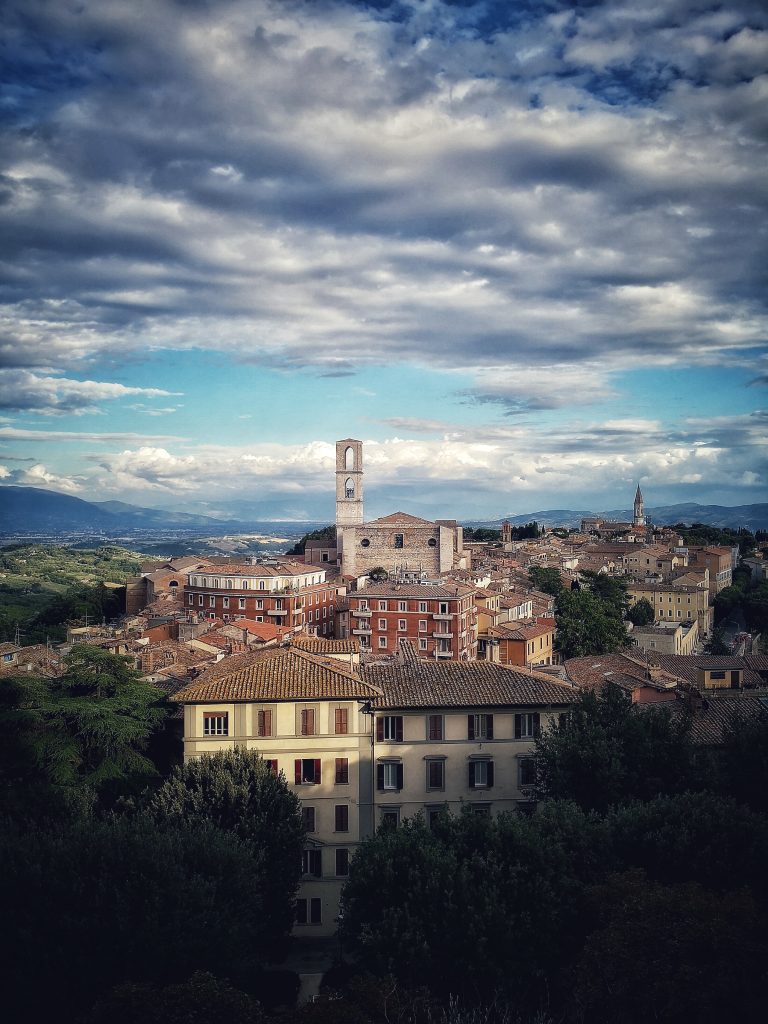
2 0 766 517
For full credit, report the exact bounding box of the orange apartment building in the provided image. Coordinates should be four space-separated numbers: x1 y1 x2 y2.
184 561 336 638
486 619 556 668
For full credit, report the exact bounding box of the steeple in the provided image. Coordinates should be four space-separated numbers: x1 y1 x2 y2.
633 483 645 527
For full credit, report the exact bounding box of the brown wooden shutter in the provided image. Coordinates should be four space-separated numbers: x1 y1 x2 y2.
313 758 321 784
267 759 278 775
396 764 404 789
486 715 494 740
377 764 384 790
335 708 348 734
468 762 476 788
395 717 403 742
467 714 475 740
294 759 301 784
264 709 272 736
376 717 384 742
514 714 522 739
487 761 495 788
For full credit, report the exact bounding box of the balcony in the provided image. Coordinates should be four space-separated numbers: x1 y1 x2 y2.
433 630 453 639
435 649 453 659
267 608 288 617
354 607 372 617
352 627 372 635
433 612 453 621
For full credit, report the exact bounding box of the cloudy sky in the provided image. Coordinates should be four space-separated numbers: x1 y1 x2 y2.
1 0 766 521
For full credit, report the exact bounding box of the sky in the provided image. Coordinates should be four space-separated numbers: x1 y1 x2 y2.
1 0 767 522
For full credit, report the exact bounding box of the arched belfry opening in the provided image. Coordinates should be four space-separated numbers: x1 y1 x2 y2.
336 439 364 528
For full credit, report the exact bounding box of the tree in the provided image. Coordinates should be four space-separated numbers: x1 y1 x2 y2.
286 525 335 556
0 815 276 1024
553 589 632 659
368 566 388 581
580 570 629 618
85 972 266 1024
148 749 305 948
12 645 167 797
626 597 654 627
704 626 732 655
534 684 698 811
528 566 563 596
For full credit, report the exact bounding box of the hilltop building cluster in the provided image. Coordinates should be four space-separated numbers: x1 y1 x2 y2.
5 437 765 938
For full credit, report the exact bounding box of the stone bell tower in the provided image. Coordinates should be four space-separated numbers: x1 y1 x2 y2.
633 483 645 527
336 439 364 527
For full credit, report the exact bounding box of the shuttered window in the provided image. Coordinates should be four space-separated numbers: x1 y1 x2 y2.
295 758 321 784
257 709 272 737
335 758 349 784
203 712 228 736
467 714 493 740
376 716 403 742
334 708 349 735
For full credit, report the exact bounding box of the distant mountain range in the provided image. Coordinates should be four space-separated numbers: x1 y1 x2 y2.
1 486 767 536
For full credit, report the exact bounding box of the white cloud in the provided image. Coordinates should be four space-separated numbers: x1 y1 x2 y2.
0 370 180 415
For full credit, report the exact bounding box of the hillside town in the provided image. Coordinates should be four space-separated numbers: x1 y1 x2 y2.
4 439 766 950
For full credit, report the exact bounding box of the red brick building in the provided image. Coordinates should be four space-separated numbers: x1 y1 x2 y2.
184 561 336 637
347 582 477 660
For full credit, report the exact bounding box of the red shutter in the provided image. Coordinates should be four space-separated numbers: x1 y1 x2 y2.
486 715 494 740
467 715 475 740
487 761 495 788
294 759 301 784
376 717 384 742
313 759 321 784
395 717 403 742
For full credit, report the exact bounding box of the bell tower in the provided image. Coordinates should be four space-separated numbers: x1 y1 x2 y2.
336 439 364 527
633 483 645 527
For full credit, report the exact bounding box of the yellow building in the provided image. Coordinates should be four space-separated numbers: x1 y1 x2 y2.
172 639 576 935
627 581 712 636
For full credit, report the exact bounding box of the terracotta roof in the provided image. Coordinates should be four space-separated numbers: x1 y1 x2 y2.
171 646 380 703
650 654 767 688
363 640 576 709
564 653 680 693
364 512 435 526
291 635 361 654
489 620 554 641
187 560 317 578
670 694 768 745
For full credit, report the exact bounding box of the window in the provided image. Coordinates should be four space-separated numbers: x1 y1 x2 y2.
256 599 263 610
378 618 386 630
514 713 540 739
518 757 536 788
427 806 445 829
428 538 437 547
419 638 428 651
203 712 228 736
301 849 322 877
377 716 404 742
257 709 273 737
381 808 400 828
439 603 449 614
295 897 322 925
419 602 427 613
398 601 407 612
378 600 387 611
302 806 316 832
295 759 321 784
334 805 349 832
239 598 246 610
419 620 428 632
426 759 445 790
467 714 493 740
361 538 370 547
334 707 349 735
378 636 388 649
335 849 350 876
198 595 204 606
427 714 443 740
335 757 349 784
188 594 194 605
398 619 406 631
300 708 316 736
471 804 491 817
265 759 278 776
223 597 230 609
469 760 494 789
377 762 403 791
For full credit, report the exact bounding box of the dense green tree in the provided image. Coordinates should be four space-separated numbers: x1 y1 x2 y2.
573 872 767 1024
580 571 629 618
0 815 275 1024
148 749 305 948
286 525 335 556
527 565 563 596
31 645 168 793
626 597 654 627
704 626 732 654
553 590 632 659
718 711 768 814
84 972 266 1024
534 685 697 810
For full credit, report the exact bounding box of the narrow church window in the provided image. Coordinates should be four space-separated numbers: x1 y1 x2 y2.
345 446 355 471
394 534 404 548
345 477 355 498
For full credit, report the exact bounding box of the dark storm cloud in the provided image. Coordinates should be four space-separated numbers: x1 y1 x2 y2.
0 0 766 406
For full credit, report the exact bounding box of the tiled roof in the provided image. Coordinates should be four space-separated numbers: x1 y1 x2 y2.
363 640 576 709
489 620 554 641
171 646 380 703
291 635 361 654
364 511 435 526
564 654 680 693
670 694 767 745
651 654 767 688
